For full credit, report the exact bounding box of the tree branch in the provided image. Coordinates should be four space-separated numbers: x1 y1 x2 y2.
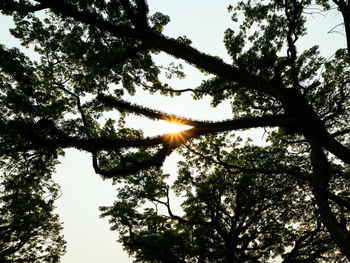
97 93 298 129
29 0 350 166
282 223 323 263
135 0 149 24
35 0 138 38
153 188 211 226
118 0 138 26
91 146 168 178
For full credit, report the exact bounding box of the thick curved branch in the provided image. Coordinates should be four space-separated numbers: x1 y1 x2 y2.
91 146 168 178
1 113 298 163
309 140 350 258
97 93 208 126
1 113 297 178
30 0 350 165
90 112 289 177
98 93 297 129
35 0 138 38
34 0 279 99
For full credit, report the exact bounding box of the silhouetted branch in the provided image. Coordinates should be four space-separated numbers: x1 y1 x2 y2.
333 0 350 57
35 0 138 38
92 146 168 178
282 224 323 263
53 83 92 137
328 192 350 211
153 188 211 226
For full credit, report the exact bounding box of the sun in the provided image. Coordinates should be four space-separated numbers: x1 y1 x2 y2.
157 119 191 134
160 119 193 148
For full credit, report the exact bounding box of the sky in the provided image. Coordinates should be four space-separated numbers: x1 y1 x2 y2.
0 1 345 262
54 2 235 262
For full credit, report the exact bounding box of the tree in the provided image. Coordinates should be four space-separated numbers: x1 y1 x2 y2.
0 152 66 262
100 134 346 262
1 0 350 261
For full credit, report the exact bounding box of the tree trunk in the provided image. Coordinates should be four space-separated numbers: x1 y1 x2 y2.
338 2 350 58
310 142 350 260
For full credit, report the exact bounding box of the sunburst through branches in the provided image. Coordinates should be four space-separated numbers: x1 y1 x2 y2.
160 118 192 147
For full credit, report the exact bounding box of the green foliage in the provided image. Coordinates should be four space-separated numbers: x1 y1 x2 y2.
101 135 344 262
0 152 66 262
149 12 170 33
1 0 350 262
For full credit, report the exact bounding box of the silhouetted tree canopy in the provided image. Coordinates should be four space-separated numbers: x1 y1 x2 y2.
1 0 350 262
0 152 66 262
100 134 347 262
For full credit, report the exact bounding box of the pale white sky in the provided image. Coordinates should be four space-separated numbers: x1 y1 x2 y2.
55 2 235 261
0 1 345 262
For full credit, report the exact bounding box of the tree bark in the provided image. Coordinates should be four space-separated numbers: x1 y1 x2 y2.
310 141 350 260
340 4 350 58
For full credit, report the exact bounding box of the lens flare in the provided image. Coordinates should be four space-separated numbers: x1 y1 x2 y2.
159 118 193 148
158 118 190 134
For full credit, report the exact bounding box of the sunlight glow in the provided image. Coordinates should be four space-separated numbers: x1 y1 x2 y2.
158 119 191 135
